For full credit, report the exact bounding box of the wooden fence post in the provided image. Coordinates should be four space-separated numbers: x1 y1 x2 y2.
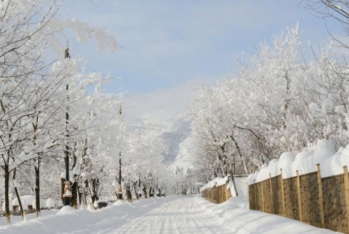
210 188 212 201
219 185 221 203
280 169 286 216
248 184 251 209
269 173 273 214
296 170 303 221
254 179 258 211
261 180 265 212
343 166 349 234
226 181 231 200
316 164 325 228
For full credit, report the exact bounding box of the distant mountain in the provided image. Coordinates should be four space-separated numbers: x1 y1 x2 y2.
160 121 191 164
123 83 196 171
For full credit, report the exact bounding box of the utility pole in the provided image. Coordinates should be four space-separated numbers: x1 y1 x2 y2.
62 45 72 206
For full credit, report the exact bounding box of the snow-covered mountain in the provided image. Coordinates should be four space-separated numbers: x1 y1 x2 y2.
123 83 196 171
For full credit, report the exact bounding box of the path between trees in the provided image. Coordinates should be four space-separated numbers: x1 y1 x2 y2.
0 196 338 234
112 197 231 234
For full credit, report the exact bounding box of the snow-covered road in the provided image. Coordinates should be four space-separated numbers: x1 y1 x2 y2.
113 197 231 234
0 196 340 234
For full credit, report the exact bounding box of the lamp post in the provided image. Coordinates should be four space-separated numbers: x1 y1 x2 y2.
62 46 72 206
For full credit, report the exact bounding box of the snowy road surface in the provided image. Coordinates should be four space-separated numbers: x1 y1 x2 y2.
113 197 232 234
0 196 339 234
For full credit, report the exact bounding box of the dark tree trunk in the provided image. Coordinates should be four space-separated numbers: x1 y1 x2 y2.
35 161 40 217
71 182 78 209
91 178 99 203
33 118 41 216
142 185 148 198
78 186 82 208
126 184 132 202
13 168 24 219
4 164 10 225
61 178 67 205
133 184 139 200
13 187 24 218
149 187 154 197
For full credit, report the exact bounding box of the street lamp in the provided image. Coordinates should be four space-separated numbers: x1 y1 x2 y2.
62 46 72 206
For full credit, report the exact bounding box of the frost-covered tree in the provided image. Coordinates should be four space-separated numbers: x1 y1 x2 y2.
0 0 116 224
120 129 168 200
190 25 349 185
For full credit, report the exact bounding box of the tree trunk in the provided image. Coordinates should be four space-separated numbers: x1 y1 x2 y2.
142 185 148 198
72 182 78 209
227 160 239 196
134 184 139 200
13 187 24 218
13 169 24 220
231 134 248 175
91 178 99 203
77 185 81 208
230 175 238 197
126 184 132 202
35 164 40 217
61 178 65 204
149 187 154 197
4 164 10 225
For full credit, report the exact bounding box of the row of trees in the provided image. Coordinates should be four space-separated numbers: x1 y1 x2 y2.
0 0 180 225
190 1 349 184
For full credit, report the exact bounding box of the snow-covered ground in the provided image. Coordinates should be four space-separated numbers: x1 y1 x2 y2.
0 184 340 234
0 196 340 234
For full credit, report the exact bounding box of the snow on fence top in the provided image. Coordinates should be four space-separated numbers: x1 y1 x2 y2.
200 176 229 192
248 140 349 184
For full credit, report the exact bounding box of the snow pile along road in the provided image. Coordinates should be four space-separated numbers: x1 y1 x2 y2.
0 194 340 233
196 197 339 234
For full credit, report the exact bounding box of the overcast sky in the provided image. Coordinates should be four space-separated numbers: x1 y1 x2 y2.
61 0 342 125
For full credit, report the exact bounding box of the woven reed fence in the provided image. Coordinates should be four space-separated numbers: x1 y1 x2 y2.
249 164 349 233
201 182 232 204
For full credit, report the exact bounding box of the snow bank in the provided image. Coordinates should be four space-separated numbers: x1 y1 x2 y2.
0 196 170 233
12 195 35 209
200 176 229 192
195 196 336 233
321 146 349 177
197 174 335 233
57 205 76 215
11 196 55 210
0 190 336 234
32 198 47 209
46 198 55 209
248 140 348 184
56 200 63 208
200 176 247 200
